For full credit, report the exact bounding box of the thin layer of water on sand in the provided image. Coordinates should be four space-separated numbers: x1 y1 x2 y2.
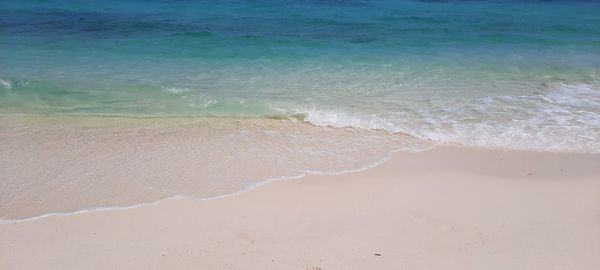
0 116 428 220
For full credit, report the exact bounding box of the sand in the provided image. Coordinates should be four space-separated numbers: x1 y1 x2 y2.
1 146 599 270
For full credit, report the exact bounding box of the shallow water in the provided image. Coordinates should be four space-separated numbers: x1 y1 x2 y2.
0 116 429 220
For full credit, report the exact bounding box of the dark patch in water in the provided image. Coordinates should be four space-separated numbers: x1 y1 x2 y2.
180 31 213 37
350 36 377 44
403 16 445 24
0 8 194 38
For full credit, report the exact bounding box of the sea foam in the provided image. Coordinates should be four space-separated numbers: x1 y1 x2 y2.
290 83 600 153
0 78 12 89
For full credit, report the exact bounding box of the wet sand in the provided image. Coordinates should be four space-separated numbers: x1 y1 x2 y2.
0 116 422 220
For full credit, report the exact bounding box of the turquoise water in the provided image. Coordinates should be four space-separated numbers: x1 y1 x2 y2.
1 0 600 151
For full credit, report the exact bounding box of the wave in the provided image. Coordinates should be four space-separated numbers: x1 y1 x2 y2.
2 75 599 153
286 83 600 153
0 78 13 89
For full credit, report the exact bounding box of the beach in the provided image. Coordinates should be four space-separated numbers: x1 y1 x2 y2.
2 0 600 269
2 139 599 269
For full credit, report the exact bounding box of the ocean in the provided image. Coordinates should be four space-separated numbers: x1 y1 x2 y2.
1 0 599 152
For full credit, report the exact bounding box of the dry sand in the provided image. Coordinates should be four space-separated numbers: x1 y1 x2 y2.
1 146 599 270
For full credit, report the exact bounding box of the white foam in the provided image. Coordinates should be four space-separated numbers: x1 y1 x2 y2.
271 105 403 133
0 78 12 89
163 86 192 94
417 83 600 153
286 82 600 153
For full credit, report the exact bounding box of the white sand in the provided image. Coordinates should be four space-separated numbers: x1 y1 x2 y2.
1 146 599 270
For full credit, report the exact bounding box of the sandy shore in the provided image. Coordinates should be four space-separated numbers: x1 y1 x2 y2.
0 116 422 220
1 146 599 270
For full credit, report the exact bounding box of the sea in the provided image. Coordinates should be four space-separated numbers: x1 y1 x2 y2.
1 0 600 152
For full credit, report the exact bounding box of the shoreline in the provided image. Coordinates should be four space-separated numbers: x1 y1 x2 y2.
2 143 599 224
2 145 599 269
1 115 599 221
0 115 428 220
